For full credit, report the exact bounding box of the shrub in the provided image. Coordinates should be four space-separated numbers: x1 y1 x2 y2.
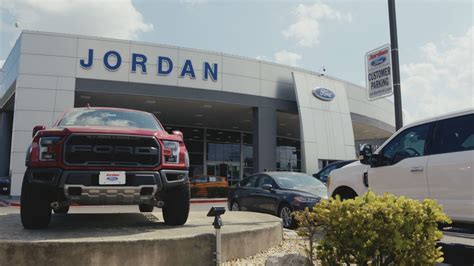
206 187 228 198
293 208 320 265
294 191 451 265
190 187 200 198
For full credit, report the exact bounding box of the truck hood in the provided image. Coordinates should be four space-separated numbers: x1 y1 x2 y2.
39 126 180 141
331 160 369 178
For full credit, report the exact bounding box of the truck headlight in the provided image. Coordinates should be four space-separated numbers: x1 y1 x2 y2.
39 136 61 161
163 140 180 163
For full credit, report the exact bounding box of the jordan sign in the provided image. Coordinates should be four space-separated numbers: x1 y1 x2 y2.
365 44 393 100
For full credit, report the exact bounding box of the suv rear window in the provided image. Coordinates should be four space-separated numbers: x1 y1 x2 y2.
58 109 162 130
431 114 474 154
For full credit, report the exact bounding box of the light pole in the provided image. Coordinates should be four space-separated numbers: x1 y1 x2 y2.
388 0 403 130
207 207 226 265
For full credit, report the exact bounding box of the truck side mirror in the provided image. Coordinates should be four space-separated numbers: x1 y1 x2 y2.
32 125 46 138
359 144 373 165
172 130 183 141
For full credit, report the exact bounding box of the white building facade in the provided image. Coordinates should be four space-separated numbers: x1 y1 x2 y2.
0 31 395 195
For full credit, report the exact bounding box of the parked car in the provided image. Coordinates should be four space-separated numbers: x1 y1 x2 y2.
21 107 190 229
228 172 327 228
313 160 356 184
0 176 10 195
190 175 228 197
328 109 473 223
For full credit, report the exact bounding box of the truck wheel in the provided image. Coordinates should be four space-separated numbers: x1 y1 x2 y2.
162 184 190 226
20 179 52 229
53 206 70 214
139 204 154 212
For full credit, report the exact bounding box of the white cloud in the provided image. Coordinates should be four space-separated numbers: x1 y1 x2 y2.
401 26 473 123
0 0 153 40
0 60 4 69
282 2 352 47
256 50 302 67
274 50 302 67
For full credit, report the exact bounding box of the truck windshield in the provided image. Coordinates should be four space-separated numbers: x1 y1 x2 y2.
58 109 162 130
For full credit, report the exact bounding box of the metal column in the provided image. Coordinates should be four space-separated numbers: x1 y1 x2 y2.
0 111 13 178
252 106 277 172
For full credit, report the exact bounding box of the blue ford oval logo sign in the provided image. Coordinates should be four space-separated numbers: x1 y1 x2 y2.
106 176 118 181
312 88 335 101
371 56 386 66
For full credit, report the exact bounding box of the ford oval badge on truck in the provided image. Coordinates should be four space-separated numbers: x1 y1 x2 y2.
312 88 335 101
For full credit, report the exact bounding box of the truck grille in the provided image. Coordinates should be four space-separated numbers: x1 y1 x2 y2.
64 134 160 167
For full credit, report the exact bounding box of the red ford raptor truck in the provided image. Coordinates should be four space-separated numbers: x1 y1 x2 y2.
21 107 190 229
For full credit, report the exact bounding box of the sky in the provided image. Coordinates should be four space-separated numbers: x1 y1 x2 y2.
0 0 472 124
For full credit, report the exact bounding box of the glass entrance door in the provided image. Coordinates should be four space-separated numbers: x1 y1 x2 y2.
206 161 240 185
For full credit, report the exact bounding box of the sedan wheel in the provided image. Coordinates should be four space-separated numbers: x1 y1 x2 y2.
279 205 294 228
231 201 240 211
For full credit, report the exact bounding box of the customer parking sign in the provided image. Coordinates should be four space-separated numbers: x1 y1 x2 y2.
365 44 393 100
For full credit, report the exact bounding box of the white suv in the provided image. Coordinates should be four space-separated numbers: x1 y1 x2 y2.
328 109 473 223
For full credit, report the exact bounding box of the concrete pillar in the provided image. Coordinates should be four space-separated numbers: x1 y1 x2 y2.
0 111 13 178
252 106 277 172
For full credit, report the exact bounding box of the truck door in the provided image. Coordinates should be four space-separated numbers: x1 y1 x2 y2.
427 114 474 222
368 122 433 200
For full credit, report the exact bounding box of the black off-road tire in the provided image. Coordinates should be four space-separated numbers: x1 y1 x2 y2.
162 184 190 226
139 204 154 212
20 178 52 229
53 206 70 214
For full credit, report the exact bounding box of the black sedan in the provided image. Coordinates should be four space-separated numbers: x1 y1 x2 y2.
313 160 356 184
228 172 327 228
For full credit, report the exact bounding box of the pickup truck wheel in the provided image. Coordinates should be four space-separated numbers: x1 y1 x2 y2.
20 179 52 229
139 204 154 212
162 184 190 226
53 206 70 214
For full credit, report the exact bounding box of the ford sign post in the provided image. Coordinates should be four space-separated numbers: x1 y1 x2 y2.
365 44 393 101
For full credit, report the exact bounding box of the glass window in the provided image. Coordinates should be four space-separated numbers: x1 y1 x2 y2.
276 137 301 172
257 175 278 188
271 173 325 189
207 130 241 162
432 114 474 154
59 109 162 130
239 175 258 188
381 123 431 163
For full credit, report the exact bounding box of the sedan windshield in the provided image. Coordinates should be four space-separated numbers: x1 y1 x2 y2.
272 172 326 190
58 109 162 130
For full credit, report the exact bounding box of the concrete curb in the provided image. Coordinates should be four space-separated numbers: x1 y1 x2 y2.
0 198 227 207
0 212 283 266
190 198 227 204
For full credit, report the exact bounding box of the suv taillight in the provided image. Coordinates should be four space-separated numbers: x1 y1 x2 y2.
39 136 61 161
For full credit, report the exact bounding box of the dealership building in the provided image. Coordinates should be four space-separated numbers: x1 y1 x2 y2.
0 31 395 195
